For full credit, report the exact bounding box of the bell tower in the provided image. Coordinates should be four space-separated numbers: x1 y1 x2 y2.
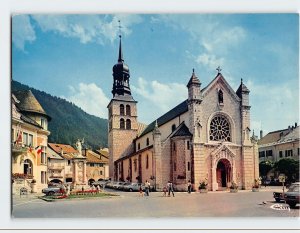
107 33 138 180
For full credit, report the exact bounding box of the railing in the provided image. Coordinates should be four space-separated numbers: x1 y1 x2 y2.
12 173 34 179
11 143 27 154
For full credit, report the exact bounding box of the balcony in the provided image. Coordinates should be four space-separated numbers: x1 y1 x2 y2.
12 143 27 155
48 164 64 171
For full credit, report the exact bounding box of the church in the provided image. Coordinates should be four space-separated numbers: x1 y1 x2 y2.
108 36 259 191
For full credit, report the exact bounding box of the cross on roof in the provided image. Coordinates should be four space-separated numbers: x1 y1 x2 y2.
118 20 122 38
216 66 222 73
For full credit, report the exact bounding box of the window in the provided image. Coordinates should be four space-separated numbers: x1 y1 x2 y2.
266 150 273 157
41 146 47 164
100 171 103 175
126 119 131 129
279 151 283 158
174 162 176 171
172 124 176 132
109 107 112 117
209 115 231 141
90 163 94 167
28 134 33 147
126 105 131 116
120 118 125 129
41 171 47 184
285 150 293 157
138 143 140 150
218 89 224 104
41 118 46 129
146 138 149 146
187 141 190 150
68 160 71 166
259 151 265 158
146 155 149 169
23 132 28 146
187 162 190 171
120 104 124 115
109 120 112 131
173 142 176 151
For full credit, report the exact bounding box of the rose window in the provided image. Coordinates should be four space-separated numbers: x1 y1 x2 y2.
209 115 231 141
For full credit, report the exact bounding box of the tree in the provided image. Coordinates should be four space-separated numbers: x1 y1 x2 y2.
274 158 299 183
259 160 274 178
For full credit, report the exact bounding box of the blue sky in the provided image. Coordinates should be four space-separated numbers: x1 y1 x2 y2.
12 14 299 136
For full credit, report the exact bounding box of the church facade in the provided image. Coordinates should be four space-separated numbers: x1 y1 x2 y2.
108 37 259 191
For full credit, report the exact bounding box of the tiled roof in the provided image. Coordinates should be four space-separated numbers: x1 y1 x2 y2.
48 143 78 159
13 90 51 119
258 127 299 145
171 123 192 138
139 100 188 137
85 150 103 163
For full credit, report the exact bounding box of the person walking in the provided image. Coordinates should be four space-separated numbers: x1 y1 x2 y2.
187 180 192 194
145 180 150 196
167 181 175 197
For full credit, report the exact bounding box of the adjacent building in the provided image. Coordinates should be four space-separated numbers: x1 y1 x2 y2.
258 124 299 162
108 36 259 191
12 90 51 193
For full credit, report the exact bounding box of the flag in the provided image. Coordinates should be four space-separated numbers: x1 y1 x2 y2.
37 148 42 155
16 131 22 144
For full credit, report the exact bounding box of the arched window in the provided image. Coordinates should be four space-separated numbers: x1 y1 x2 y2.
126 105 131 116
120 118 125 129
126 119 131 129
172 124 176 132
137 143 140 150
146 138 149 146
218 89 224 104
24 159 33 175
120 104 124 115
209 115 231 141
146 155 149 169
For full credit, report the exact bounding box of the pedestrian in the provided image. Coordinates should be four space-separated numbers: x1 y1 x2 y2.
258 177 262 188
139 184 144 197
163 186 167 197
145 180 150 196
167 181 175 197
187 180 192 194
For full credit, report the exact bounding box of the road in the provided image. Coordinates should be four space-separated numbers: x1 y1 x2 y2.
12 187 299 218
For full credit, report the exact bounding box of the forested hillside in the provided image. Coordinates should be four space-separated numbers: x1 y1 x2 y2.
12 80 108 149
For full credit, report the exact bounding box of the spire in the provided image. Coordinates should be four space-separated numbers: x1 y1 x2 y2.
187 68 201 87
118 20 123 62
118 35 124 62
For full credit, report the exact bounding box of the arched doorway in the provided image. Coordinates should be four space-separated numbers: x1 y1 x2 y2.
88 179 95 185
50 179 62 184
216 159 231 190
23 159 33 175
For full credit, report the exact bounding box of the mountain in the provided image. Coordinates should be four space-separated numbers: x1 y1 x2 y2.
12 80 108 149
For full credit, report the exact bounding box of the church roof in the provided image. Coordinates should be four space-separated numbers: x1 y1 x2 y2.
171 123 192 138
139 100 189 137
13 90 51 120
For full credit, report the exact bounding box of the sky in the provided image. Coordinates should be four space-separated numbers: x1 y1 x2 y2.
12 14 299 136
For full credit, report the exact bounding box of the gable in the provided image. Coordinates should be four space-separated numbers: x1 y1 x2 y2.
202 73 241 102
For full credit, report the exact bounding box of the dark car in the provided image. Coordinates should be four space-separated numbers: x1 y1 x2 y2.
273 191 284 203
284 182 300 208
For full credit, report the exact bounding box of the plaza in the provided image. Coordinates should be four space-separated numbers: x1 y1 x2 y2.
12 187 299 218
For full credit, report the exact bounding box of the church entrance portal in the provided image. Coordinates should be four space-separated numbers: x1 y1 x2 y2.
216 159 231 190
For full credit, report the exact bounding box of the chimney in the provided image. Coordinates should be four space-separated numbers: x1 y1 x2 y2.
260 130 263 139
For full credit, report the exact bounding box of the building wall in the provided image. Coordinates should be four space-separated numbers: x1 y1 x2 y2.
87 163 107 182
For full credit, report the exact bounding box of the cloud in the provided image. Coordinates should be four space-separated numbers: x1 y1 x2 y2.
31 14 142 44
196 53 224 71
132 77 187 122
65 83 110 118
12 15 36 51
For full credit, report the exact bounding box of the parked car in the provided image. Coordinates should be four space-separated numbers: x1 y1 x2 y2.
42 185 65 196
273 191 284 203
284 182 300 208
123 183 145 192
112 181 128 190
